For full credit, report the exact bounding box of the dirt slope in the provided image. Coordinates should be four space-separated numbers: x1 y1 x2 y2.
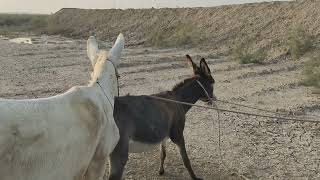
50 0 320 55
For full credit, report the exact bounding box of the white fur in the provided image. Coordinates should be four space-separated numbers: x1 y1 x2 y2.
87 36 99 67
0 33 125 180
129 140 160 153
129 138 168 153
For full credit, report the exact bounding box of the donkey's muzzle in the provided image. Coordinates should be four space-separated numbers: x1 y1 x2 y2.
211 94 217 101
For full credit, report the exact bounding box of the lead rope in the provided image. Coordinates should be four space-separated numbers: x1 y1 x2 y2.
97 80 114 111
215 99 320 120
195 80 223 179
96 60 120 111
195 81 255 180
107 59 120 96
145 96 320 123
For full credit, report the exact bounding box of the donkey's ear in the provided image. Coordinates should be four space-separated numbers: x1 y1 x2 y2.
186 54 199 74
200 58 211 76
108 33 125 67
87 36 99 68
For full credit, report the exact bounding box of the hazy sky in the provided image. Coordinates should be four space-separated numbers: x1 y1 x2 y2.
0 0 284 14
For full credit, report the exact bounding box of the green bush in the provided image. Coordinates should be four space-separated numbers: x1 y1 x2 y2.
302 54 320 89
287 26 313 60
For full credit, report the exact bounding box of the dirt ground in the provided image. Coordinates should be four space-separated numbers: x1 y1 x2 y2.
0 35 319 180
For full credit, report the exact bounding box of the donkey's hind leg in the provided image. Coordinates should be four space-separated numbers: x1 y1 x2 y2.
158 141 167 175
108 139 129 180
171 135 203 180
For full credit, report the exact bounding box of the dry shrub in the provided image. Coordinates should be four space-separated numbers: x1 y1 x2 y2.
171 22 201 46
149 29 167 47
0 14 48 34
149 22 203 47
46 16 72 35
206 53 221 59
232 39 267 64
287 26 313 60
302 54 320 90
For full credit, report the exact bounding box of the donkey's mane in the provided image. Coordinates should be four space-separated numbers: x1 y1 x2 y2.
172 76 199 91
89 50 109 85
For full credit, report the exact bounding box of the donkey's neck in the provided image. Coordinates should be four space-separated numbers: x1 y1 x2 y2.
172 80 202 112
89 60 118 98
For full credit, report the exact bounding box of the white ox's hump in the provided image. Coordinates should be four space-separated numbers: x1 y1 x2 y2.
108 33 124 67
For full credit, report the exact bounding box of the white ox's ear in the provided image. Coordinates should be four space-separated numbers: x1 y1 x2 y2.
87 36 99 68
108 33 124 67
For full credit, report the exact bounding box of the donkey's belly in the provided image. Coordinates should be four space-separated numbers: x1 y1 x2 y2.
129 138 167 153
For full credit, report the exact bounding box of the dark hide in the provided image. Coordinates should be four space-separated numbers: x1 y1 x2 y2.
109 55 215 180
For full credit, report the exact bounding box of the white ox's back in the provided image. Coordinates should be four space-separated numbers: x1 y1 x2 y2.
0 86 119 180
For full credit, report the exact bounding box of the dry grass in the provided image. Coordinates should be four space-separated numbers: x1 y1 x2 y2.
46 16 72 35
302 54 320 90
206 53 222 59
232 39 267 64
149 29 167 47
0 14 48 34
287 26 313 60
149 22 204 47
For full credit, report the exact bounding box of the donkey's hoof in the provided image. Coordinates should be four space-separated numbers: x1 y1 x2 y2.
193 177 203 180
158 169 165 176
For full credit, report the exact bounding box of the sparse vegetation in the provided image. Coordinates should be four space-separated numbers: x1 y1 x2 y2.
206 53 221 59
149 22 203 47
287 26 313 60
232 39 267 64
0 14 48 34
46 16 72 35
149 29 167 47
302 54 320 90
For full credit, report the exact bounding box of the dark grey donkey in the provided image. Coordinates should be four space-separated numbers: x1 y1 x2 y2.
109 55 216 180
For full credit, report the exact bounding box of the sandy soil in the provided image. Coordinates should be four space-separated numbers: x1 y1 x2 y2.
0 35 319 180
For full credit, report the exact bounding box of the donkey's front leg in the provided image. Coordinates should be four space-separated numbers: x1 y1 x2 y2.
171 136 203 180
158 141 167 175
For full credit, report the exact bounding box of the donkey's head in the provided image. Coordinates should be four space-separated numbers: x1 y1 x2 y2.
87 33 124 97
186 55 216 103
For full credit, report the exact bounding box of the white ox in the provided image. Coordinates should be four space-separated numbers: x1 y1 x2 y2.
0 33 125 180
